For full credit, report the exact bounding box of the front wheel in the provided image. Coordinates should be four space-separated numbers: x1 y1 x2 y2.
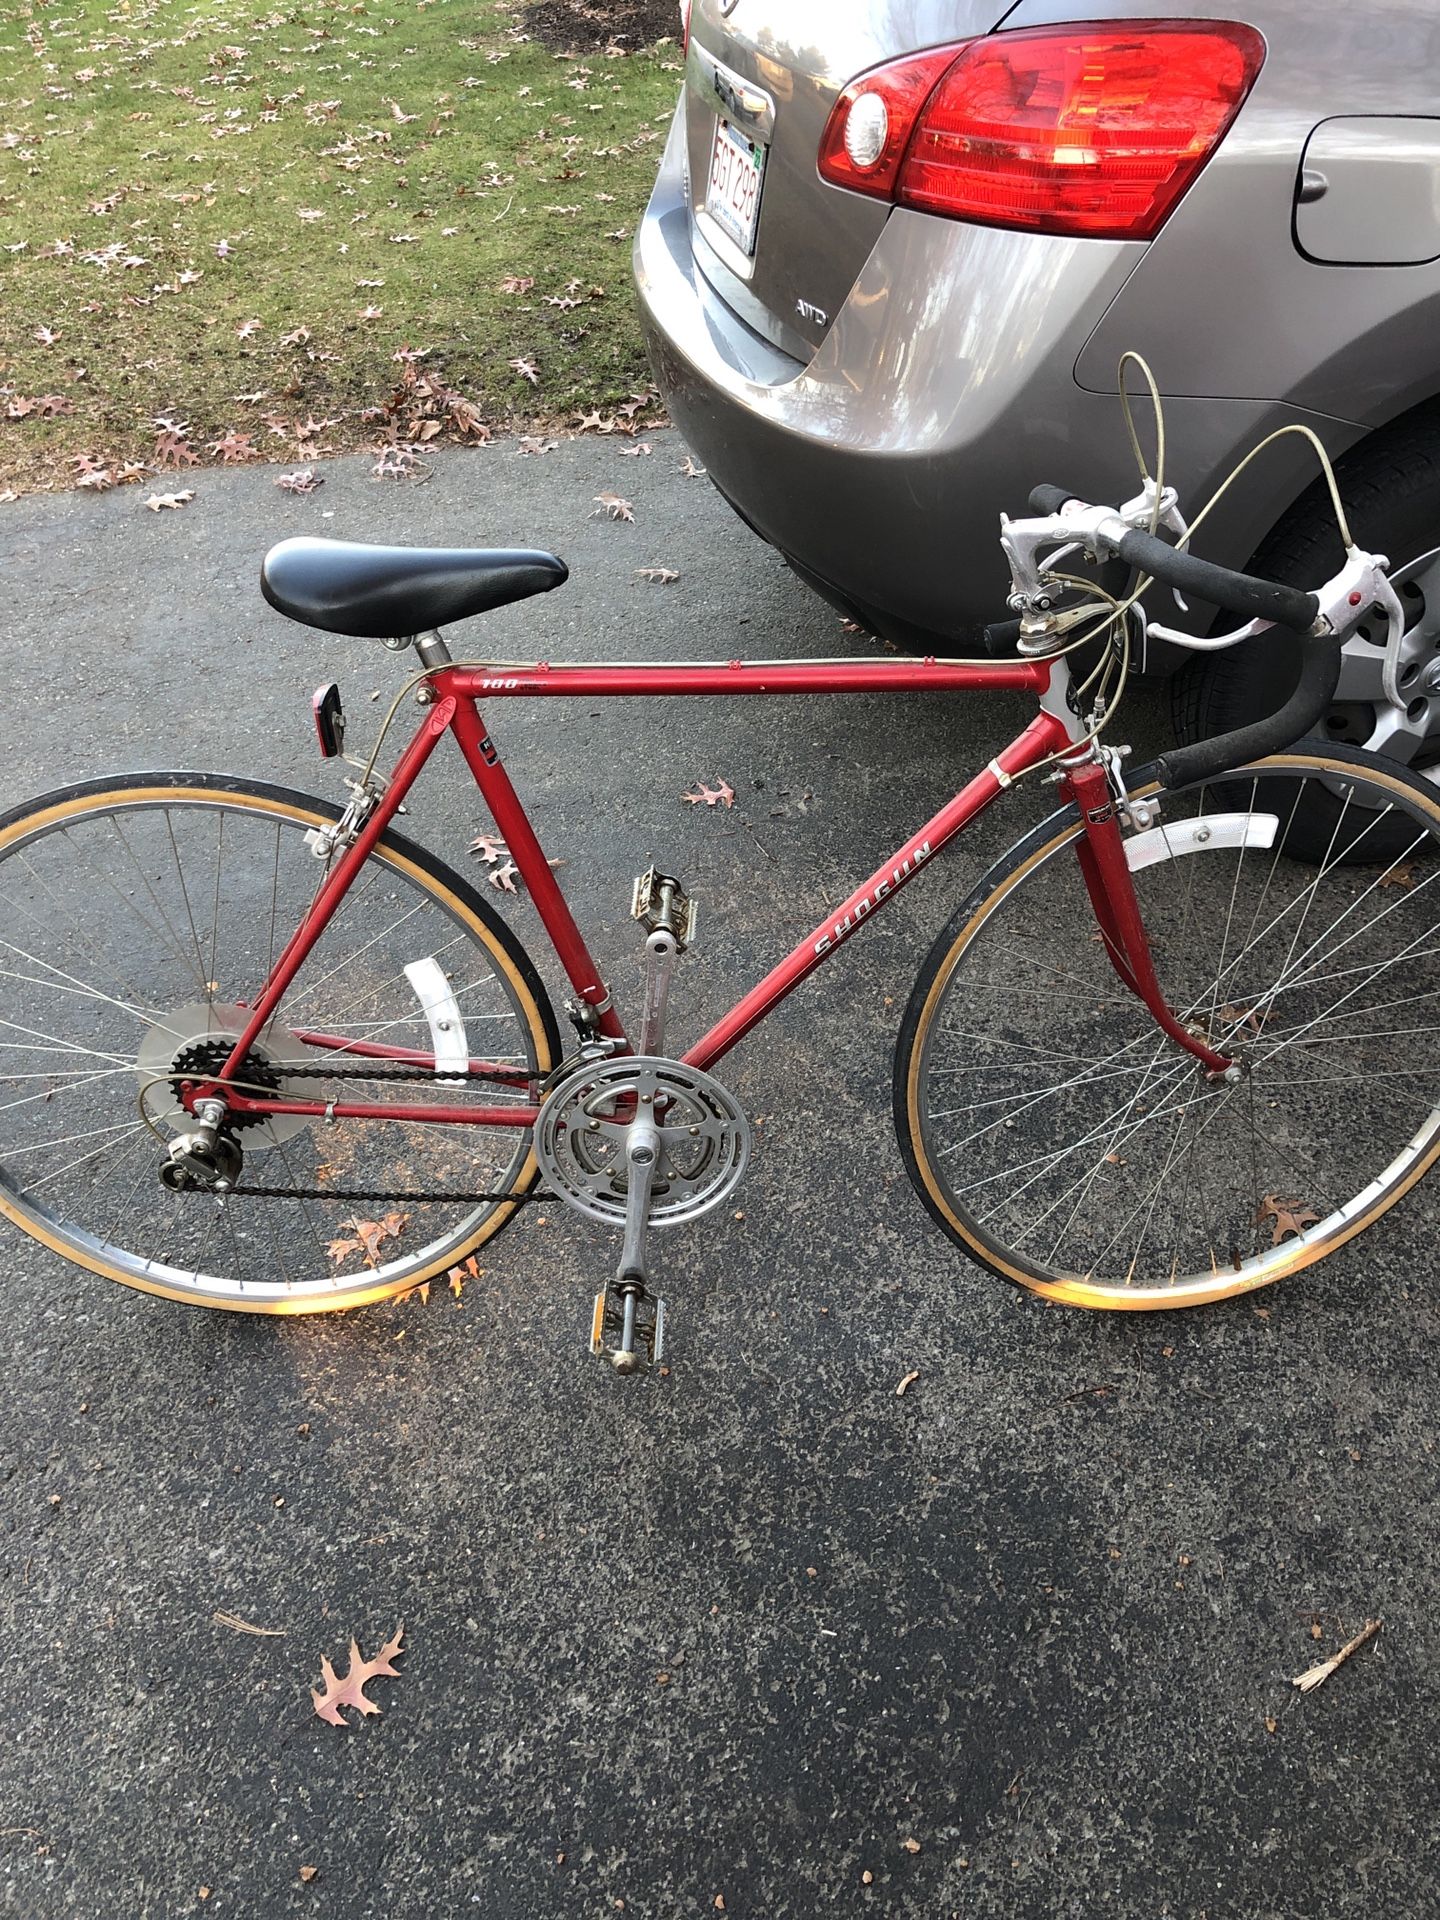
0 774 560 1311
895 747 1440 1309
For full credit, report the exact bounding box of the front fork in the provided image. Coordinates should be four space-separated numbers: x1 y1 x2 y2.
1062 758 1238 1081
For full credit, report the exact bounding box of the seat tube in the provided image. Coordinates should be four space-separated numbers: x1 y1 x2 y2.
447 692 626 1045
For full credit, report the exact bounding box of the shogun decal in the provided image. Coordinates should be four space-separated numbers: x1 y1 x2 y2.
813 842 933 955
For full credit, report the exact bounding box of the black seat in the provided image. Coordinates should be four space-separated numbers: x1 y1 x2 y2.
260 537 568 639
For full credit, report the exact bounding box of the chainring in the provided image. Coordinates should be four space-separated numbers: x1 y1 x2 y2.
534 1054 750 1227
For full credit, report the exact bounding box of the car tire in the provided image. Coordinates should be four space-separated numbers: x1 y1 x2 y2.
1171 406 1440 861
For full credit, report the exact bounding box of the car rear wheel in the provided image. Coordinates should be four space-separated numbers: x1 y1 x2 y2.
1171 409 1440 861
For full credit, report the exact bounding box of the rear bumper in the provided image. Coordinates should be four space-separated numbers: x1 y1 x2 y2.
635 104 1358 654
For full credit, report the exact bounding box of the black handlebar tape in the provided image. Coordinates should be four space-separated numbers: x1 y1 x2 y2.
980 617 1022 656
1027 483 1080 516
1155 632 1342 790
1115 526 1320 633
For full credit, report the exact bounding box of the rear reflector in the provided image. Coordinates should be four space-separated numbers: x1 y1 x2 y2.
819 21 1266 242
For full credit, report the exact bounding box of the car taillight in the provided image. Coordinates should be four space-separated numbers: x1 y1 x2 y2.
681 0 694 55
818 21 1266 242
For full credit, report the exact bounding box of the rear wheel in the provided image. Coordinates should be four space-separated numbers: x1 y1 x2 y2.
896 747 1440 1308
0 775 560 1311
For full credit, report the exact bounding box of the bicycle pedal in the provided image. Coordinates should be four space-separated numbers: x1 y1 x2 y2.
590 1283 666 1375
631 867 697 950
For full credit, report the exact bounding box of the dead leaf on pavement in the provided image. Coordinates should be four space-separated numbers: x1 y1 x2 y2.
311 1624 405 1726
679 456 707 477
1378 862 1417 890
683 779 734 809
1256 1193 1320 1246
635 567 679 584
490 860 519 893
593 491 634 522
276 469 323 493
469 832 509 864
896 1370 920 1397
326 1211 409 1269
144 490 194 511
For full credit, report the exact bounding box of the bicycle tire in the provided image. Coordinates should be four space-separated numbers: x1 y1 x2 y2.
0 772 561 1311
894 745 1440 1309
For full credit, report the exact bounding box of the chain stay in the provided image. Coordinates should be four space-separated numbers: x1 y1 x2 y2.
204 1061 546 1203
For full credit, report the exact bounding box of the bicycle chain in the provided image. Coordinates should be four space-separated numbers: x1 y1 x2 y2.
208 1061 551 1205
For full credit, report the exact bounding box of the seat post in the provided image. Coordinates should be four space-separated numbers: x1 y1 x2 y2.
414 628 453 669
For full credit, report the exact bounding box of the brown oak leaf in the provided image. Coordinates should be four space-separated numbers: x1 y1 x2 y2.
326 1210 408 1269
593 491 634 522
635 567 679 584
499 274 534 294
469 832 509 864
144 490 194 511
276 468 323 493
208 429 259 463
683 778 735 809
489 860 519 893
508 356 540 386
1256 1193 1320 1246
310 1624 405 1726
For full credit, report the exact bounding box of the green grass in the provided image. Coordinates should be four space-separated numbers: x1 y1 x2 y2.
0 0 681 485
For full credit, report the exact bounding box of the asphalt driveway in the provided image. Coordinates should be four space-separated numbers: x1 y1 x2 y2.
0 436 1436 1919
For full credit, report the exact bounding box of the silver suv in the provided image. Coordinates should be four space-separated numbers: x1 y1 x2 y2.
635 2 1440 782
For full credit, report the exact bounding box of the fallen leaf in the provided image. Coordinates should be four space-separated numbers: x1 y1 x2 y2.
896 1370 920 1398
326 1211 408 1269
33 324 60 346
679 456 707 477
299 1866 318 1884
593 491 634 522
635 567 679 584
508 356 540 386
682 779 734 809
144 490 194 511
207 429 259 464
310 1623 405 1726
499 274 534 294
489 860 519 893
276 469 323 493
469 832 509 864
1256 1193 1320 1246
1378 862 1417 890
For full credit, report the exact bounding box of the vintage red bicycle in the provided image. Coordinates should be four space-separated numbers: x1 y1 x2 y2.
3 452 1439 1370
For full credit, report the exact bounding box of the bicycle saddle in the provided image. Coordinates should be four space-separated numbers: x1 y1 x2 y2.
260 536 568 639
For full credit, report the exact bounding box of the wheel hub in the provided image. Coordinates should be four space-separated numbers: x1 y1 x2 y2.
136 1002 313 1146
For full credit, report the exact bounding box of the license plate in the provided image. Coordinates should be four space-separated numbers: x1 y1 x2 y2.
706 116 766 257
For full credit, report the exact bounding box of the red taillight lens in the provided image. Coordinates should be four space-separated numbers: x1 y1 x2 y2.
820 21 1266 242
818 44 966 197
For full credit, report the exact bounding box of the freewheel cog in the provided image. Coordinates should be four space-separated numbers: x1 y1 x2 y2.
535 1054 750 1227
136 1001 313 1146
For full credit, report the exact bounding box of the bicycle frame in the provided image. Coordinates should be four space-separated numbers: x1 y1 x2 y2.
210 649 1213 1132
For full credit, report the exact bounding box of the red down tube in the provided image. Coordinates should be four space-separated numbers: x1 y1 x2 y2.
685 708 1073 1071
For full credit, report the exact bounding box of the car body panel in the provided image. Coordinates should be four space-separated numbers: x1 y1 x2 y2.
683 0 1016 362
636 0 1438 652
